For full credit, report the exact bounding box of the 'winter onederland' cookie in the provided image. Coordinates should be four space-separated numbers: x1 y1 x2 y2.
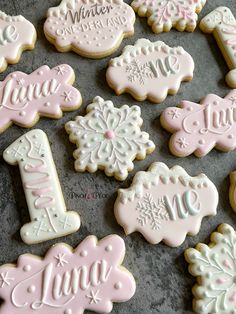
3 129 81 245
44 0 135 58
0 11 36 72
0 64 82 133
200 7 236 88
0 234 136 314
115 162 218 247
161 90 236 157
185 224 236 314
131 0 206 34
106 39 194 103
65 96 155 181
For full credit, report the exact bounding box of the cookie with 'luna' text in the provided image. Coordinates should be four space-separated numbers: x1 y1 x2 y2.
44 0 135 58
0 11 36 72
115 162 218 247
106 39 194 103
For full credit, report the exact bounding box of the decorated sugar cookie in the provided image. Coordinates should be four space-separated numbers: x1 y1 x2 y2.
185 224 236 313
131 0 206 34
106 39 194 103
115 162 218 247
161 90 236 157
3 129 81 245
200 7 236 88
44 0 135 58
0 234 136 313
0 64 82 133
229 170 236 213
0 11 36 72
65 96 155 181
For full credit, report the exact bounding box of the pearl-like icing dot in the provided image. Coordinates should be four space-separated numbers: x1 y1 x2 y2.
228 134 234 139
114 282 122 289
193 121 199 126
44 102 50 107
27 285 36 293
80 250 88 257
187 107 193 111
38 71 43 75
64 309 72 314
19 111 26 116
105 245 112 252
23 265 31 272
104 130 115 140
198 139 205 145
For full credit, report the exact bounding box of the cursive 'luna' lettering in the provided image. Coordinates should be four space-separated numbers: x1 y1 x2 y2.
0 25 19 46
149 56 180 78
164 190 200 221
0 78 60 110
65 4 114 24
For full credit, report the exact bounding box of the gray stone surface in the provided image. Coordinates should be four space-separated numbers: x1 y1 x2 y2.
0 0 236 313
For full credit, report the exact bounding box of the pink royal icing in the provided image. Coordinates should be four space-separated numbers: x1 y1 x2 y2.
44 0 135 58
0 235 136 313
0 64 82 133
161 90 236 157
0 11 36 72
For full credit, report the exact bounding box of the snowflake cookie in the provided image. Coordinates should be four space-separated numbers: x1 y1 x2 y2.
0 11 36 72
65 96 155 181
0 64 82 133
0 234 136 313
106 39 194 103
161 89 236 157
44 0 135 58
200 7 236 88
185 224 236 314
131 0 207 34
115 162 218 246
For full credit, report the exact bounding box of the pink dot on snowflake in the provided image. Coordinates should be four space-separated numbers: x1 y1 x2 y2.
223 259 233 269
216 277 228 284
229 291 236 302
104 130 115 140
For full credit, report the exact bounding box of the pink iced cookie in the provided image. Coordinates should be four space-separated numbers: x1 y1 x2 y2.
0 234 136 313
0 11 36 72
161 90 236 157
44 0 135 58
115 162 218 247
131 0 207 33
0 64 82 133
106 39 194 103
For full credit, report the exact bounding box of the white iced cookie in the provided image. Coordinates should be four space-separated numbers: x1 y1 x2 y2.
115 162 218 247
106 39 194 103
185 224 236 313
0 11 36 72
200 7 236 88
65 96 155 181
3 129 81 245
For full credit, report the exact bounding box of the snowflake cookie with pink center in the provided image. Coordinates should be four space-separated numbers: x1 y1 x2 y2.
0 234 136 313
114 162 218 247
131 0 207 33
65 96 155 180
185 224 236 314
44 0 135 58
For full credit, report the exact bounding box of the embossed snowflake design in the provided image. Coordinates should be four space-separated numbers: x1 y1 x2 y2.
66 97 155 180
131 0 205 33
126 60 153 85
186 224 236 313
136 193 170 230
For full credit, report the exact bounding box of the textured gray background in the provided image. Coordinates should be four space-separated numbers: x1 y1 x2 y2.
0 0 236 313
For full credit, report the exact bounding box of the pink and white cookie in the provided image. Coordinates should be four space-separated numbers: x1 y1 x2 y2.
106 39 194 103
0 234 136 313
65 96 155 181
161 90 236 157
185 224 236 313
44 0 135 58
200 7 236 88
3 129 81 245
115 162 218 247
0 11 36 72
0 64 82 133
131 0 206 34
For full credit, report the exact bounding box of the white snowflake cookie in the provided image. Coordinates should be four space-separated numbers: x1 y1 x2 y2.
185 224 236 314
114 162 218 246
65 96 155 180
131 0 207 33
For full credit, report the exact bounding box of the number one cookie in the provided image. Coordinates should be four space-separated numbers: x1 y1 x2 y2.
200 7 236 88
3 129 81 244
